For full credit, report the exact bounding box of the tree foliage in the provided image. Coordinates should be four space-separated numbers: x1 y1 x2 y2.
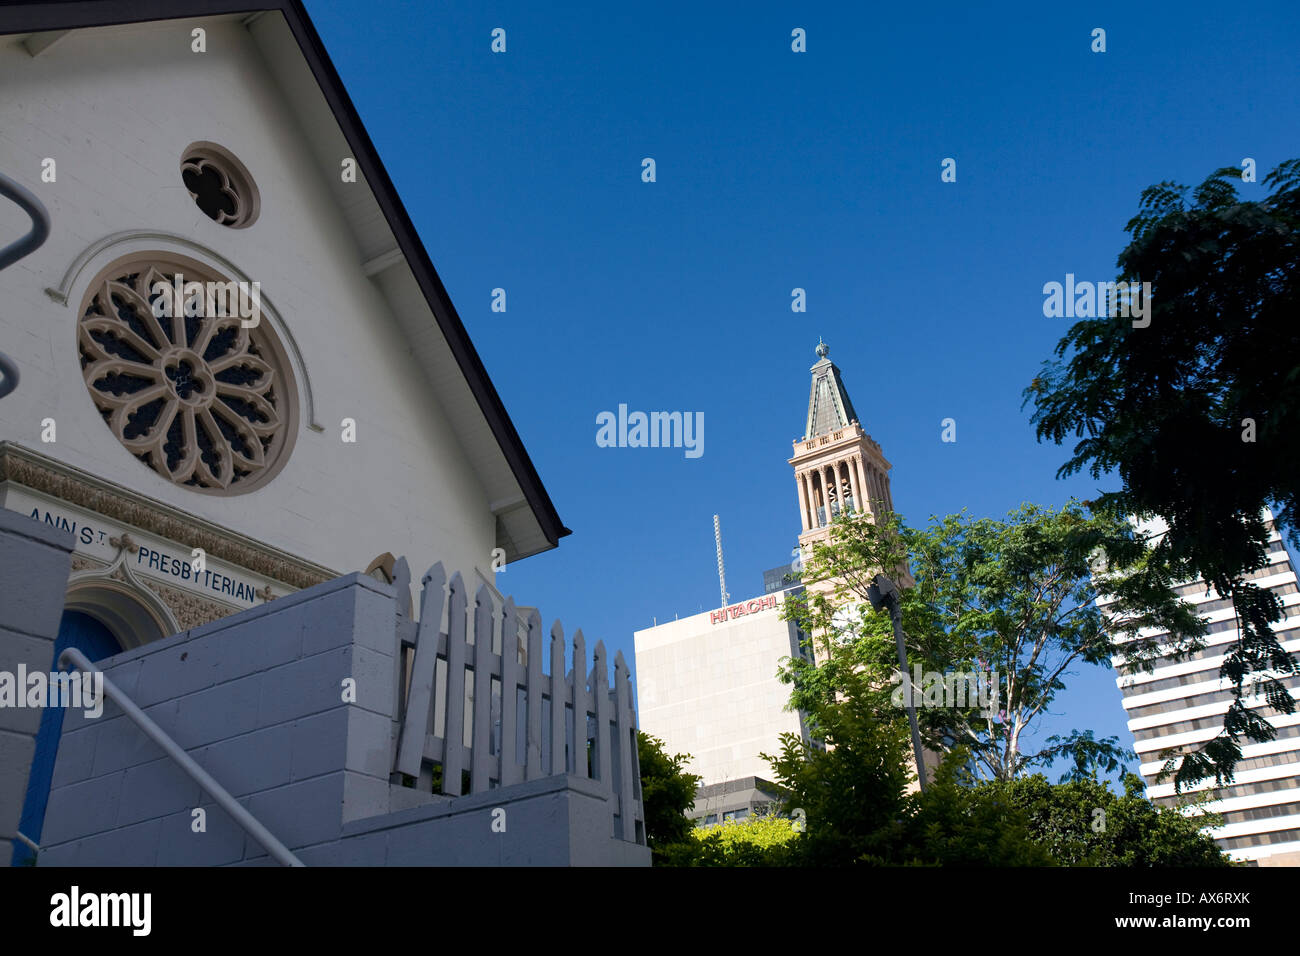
656 691 1226 866
977 773 1233 866
637 731 701 861
779 503 1204 781
1027 160 1300 790
762 705 1049 866
762 671 916 865
888 752 1053 866
657 813 803 867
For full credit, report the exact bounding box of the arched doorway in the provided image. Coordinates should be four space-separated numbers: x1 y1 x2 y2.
10 609 124 866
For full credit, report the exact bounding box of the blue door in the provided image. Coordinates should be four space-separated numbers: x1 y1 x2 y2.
10 610 122 866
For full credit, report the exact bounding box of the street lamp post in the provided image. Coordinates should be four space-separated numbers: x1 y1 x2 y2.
866 573 927 793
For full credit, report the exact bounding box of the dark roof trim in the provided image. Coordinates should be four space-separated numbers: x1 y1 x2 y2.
0 0 571 547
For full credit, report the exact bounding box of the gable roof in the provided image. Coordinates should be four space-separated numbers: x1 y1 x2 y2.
0 0 571 560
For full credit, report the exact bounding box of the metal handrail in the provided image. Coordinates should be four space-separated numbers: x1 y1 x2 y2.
0 171 51 400
0 173 48 270
59 647 305 867
0 351 17 402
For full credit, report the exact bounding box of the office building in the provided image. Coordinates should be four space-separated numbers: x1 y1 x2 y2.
1111 513 1300 865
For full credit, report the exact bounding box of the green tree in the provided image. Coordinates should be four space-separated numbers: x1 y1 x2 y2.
760 699 1224 867
636 731 701 862
762 667 915 865
889 751 1053 866
978 773 1233 866
760 694 1050 865
780 504 1204 781
1027 159 1300 790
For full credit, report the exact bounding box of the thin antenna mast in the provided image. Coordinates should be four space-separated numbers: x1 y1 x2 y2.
713 514 728 608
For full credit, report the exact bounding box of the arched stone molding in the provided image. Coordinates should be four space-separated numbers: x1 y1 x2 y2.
65 540 181 649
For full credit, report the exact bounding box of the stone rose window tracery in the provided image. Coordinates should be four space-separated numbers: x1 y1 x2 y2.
180 142 260 229
77 256 296 494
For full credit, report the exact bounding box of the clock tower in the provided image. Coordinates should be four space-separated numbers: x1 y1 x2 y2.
789 340 898 551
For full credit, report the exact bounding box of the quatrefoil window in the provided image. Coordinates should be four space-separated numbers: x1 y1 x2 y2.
180 142 259 229
77 256 296 495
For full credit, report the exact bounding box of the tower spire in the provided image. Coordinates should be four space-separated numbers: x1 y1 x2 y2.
804 339 860 440
789 340 895 546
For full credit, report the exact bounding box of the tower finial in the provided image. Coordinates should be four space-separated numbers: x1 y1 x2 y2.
815 338 829 359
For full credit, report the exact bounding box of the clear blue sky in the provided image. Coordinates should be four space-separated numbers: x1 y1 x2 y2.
304 0 1300 786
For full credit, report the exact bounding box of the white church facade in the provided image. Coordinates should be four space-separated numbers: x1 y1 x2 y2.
0 0 645 867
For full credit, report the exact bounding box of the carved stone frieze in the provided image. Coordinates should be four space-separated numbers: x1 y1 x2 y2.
70 555 104 574
0 442 333 591
141 578 232 630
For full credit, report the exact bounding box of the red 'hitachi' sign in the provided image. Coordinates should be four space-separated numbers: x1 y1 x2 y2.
710 594 778 624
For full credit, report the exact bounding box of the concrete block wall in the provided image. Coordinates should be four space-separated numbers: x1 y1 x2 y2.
0 507 74 863
39 572 400 866
36 570 650 866
314 775 650 867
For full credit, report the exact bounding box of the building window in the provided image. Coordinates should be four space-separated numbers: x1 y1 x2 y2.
77 254 297 494
180 142 260 228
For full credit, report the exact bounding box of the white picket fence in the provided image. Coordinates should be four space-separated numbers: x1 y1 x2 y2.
387 558 645 845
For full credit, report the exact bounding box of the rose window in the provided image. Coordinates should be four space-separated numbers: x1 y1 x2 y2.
77 259 294 494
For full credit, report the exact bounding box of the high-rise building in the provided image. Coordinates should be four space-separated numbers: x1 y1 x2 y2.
1110 513 1300 865
635 341 906 822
